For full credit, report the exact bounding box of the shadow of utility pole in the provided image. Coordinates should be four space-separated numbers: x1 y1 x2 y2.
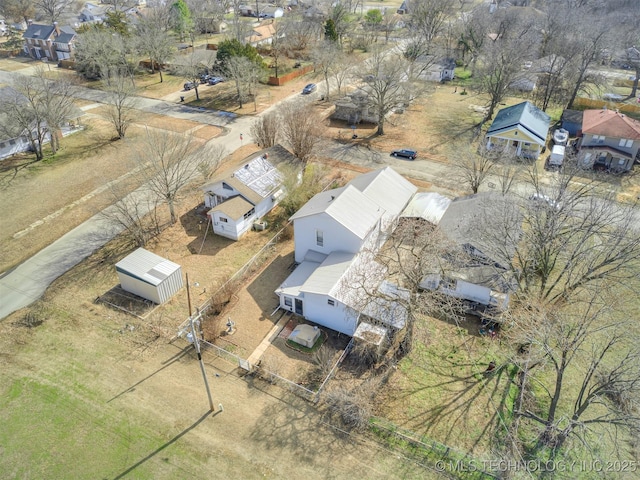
111 410 216 480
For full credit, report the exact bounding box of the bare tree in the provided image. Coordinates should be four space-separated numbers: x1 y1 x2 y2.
311 41 342 101
481 169 640 305
34 0 73 23
331 53 353 98
136 130 221 224
281 17 320 52
0 71 75 160
173 51 208 101
28 67 77 155
506 291 640 459
101 183 162 247
452 146 494 194
0 0 35 24
225 55 264 110
267 19 286 78
136 11 176 83
564 20 609 109
277 102 321 170
475 13 539 120
406 0 454 72
103 72 138 139
360 48 410 135
75 29 133 81
250 113 278 148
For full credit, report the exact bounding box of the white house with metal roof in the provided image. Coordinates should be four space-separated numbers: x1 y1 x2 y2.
201 145 296 241
115 248 183 304
275 167 417 336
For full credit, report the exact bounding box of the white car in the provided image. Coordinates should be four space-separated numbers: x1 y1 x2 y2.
529 193 561 211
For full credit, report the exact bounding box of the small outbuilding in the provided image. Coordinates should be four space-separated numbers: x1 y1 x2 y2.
287 324 321 348
115 248 183 304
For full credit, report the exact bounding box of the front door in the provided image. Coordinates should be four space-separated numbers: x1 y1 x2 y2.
294 299 303 315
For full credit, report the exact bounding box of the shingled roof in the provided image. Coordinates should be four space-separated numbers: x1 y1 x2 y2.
581 109 640 139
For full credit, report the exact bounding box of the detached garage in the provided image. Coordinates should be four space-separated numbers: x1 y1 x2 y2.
115 248 183 304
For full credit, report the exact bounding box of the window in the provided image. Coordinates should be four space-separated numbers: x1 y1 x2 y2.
593 135 605 143
618 159 626 165
219 217 228 223
316 230 324 247
284 297 292 307
619 138 633 148
327 299 335 306
243 208 255 220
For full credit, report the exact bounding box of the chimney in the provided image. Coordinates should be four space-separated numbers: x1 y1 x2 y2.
53 21 60 36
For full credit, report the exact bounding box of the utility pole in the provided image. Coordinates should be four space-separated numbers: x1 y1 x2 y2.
186 273 215 412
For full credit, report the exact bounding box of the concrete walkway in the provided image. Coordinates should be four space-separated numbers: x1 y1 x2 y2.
246 312 291 366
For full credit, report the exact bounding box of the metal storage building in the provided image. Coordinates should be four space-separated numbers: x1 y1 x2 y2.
115 248 183 304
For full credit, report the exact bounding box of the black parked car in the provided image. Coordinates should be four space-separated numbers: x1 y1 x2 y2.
391 149 418 160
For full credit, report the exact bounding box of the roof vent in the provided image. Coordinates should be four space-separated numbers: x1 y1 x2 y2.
244 164 249 169
264 152 269 159
330 195 335 201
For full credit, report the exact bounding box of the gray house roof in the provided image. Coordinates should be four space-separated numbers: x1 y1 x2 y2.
438 193 521 272
23 23 56 40
202 144 295 205
348 166 417 223
487 101 550 145
23 23 76 45
291 166 416 237
290 184 384 239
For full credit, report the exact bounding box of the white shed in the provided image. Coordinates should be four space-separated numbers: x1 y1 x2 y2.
115 248 183 304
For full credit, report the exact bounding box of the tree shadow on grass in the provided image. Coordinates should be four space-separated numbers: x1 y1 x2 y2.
0 154 40 189
397 355 513 452
110 409 214 480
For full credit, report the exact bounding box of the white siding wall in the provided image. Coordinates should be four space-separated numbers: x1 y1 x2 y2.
211 212 240 241
119 273 162 303
279 292 358 336
293 214 363 263
446 280 491 305
254 197 276 219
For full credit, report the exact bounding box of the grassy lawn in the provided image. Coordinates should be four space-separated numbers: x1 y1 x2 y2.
377 314 513 456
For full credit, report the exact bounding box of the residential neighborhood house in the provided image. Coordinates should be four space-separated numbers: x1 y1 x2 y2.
201 144 296 241
331 89 379 125
22 22 76 61
418 193 519 313
80 2 109 23
275 167 417 336
418 57 456 83
485 101 550 159
245 23 278 47
0 86 84 160
577 108 640 172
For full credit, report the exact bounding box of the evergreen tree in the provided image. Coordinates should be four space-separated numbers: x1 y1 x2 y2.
324 19 338 42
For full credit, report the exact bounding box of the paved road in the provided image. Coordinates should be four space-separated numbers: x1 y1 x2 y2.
0 186 153 319
0 67 320 319
2 63 636 319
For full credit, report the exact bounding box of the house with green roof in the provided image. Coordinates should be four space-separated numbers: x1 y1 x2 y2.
485 101 550 159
